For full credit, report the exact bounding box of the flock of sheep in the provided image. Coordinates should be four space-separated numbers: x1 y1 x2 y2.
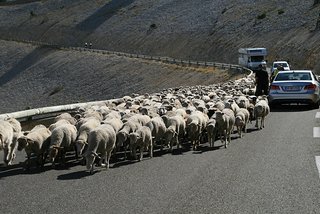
0 75 270 174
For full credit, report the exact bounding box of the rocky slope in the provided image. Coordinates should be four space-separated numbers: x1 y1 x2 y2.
0 40 242 114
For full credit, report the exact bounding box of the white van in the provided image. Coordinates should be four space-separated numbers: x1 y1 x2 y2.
238 48 267 70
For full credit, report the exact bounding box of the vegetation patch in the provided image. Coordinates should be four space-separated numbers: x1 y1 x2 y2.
278 9 284 15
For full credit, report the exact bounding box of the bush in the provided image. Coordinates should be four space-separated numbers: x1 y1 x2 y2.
30 10 36 17
278 9 284 15
150 23 157 29
257 13 266 19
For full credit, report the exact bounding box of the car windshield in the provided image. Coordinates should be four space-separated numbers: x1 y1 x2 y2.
275 72 311 81
273 63 288 68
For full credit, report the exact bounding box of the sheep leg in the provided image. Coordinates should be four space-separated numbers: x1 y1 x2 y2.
175 136 180 150
100 152 107 168
3 147 9 166
106 150 113 169
139 146 144 161
6 143 16 165
223 131 228 148
149 142 153 158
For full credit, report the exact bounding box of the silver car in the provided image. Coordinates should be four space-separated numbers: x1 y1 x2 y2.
268 70 320 108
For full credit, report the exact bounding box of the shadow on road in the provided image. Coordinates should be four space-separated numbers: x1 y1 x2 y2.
270 104 316 112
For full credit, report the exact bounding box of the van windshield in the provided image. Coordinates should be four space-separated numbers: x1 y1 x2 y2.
250 56 264 62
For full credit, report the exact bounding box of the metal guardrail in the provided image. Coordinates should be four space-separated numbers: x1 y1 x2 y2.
0 38 253 121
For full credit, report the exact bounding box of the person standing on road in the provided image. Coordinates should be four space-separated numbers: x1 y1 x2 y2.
270 65 284 83
255 63 269 96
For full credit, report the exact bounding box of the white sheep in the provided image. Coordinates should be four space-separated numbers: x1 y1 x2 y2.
116 120 141 159
207 117 218 148
163 115 186 152
17 124 51 169
235 108 250 138
145 116 166 150
129 126 153 161
75 117 101 158
254 99 270 129
0 117 22 166
186 111 209 150
53 113 77 125
83 124 116 174
48 123 77 167
215 108 235 148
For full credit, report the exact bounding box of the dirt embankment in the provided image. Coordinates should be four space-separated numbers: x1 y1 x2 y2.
0 40 244 114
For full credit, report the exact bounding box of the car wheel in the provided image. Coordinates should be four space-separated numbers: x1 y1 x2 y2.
310 101 319 109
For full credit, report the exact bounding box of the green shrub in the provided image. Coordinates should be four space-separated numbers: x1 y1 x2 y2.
278 9 284 15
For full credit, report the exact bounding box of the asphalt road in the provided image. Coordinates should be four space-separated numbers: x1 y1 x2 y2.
1 105 320 214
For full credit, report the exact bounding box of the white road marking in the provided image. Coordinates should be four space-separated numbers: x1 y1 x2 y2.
313 127 320 138
316 112 320 119
315 156 320 178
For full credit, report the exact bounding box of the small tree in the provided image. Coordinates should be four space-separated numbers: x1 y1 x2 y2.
314 0 320 6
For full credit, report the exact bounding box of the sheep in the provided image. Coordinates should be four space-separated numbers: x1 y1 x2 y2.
129 126 153 161
83 124 116 174
48 123 77 167
207 117 218 148
235 108 250 138
186 111 209 150
215 108 235 148
254 99 270 129
0 117 22 166
163 115 186 152
49 119 72 132
74 117 101 158
53 113 77 125
145 116 166 150
236 96 250 109
224 99 240 115
116 120 141 159
102 118 123 133
17 124 51 169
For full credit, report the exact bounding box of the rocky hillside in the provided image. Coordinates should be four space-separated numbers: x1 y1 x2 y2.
0 0 319 113
0 0 319 69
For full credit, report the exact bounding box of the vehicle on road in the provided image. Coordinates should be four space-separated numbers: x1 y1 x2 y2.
268 70 320 108
238 48 267 70
271 61 290 73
